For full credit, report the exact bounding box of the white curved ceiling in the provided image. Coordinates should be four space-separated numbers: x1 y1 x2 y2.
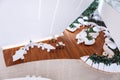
0 0 93 48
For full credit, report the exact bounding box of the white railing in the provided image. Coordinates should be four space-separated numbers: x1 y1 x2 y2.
81 56 120 72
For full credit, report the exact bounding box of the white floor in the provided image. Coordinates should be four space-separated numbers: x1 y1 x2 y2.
0 48 120 80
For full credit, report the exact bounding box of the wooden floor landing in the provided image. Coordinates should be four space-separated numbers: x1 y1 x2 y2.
3 27 105 66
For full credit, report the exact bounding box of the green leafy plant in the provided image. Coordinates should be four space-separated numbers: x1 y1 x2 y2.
82 0 99 17
89 53 99 64
89 48 120 66
69 17 82 28
87 18 106 27
85 27 96 40
69 23 76 28
86 34 93 40
69 0 100 29
87 27 96 33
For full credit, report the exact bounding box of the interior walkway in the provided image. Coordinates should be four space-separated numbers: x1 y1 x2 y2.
3 26 105 66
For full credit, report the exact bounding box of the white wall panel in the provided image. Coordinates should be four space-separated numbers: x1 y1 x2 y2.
39 0 57 38
51 0 93 35
0 0 41 48
0 0 93 48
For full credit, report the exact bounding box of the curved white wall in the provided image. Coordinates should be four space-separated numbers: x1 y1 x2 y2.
0 0 93 48
0 47 120 80
98 0 120 50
